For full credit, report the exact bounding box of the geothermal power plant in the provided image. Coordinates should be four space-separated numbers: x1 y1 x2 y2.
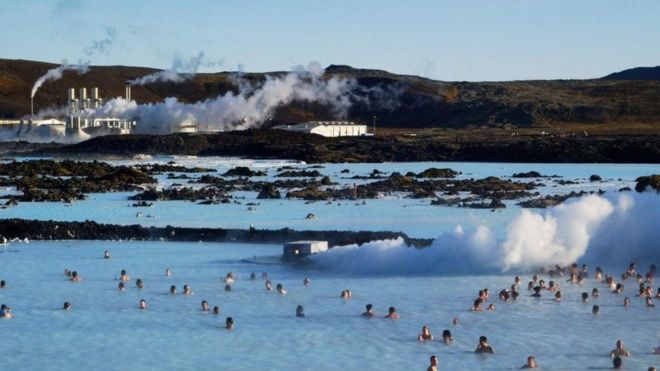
0 82 198 138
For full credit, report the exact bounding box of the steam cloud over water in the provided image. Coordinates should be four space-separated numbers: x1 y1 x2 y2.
31 62 89 98
88 62 359 133
310 193 660 275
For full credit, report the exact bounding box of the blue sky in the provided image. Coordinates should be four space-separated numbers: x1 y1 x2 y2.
1 0 658 81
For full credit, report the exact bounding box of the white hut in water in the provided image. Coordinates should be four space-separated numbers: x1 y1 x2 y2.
282 241 328 260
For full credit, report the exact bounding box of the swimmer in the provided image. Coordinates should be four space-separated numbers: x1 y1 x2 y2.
483 288 490 301
213 306 220 315
265 280 272 291
487 303 495 311
201 300 209 312
276 283 287 295
475 335 495 354
341 290 349 299
522 355 538 368
139 299 147 310
362 304 375 317
119 270 130 281
442 329 453 343
427 355 439 371
646 297 655 307
555 291 562 302
623 297 630 307
136 279 144 289
226 317 234 330
165 268 172 277
531 286 542 297
0 304 12 319
613 356 623 369
527 281 534 291
452 317 460 326
384 306 400 319
592 305 600 315
582 292 589 302
70 271 81 282
183 285 193 295
418 325 433 341
538 279 546 289
471 298 483 311
548 281 557 292
0 280 5 289
592 288 600 298
118 282 125 291
224 284 231 292
63 301 72 311
613 283 624 294
103 250 111 259
303 277 311 286
514 276 521 286
249 272 256 280
64 269 70 277
498 289 509 301
169 285 177 295
296 305 305 318
610 340 631 358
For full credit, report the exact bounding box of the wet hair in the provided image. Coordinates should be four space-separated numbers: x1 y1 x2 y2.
592 305 599 314
389 306 396 313
121 270 127 276
170 285 176 293
613 356 622 368
118 282 125 290
71 271 78 278
136 279 143 288
0 280 5 288
63 301 71 310
479 336 488 343
442 329 452 339
226 317 234 328
474 298 483 307
213 306 220 314
201 300 208 307
366 304 373 311
581 292 589 301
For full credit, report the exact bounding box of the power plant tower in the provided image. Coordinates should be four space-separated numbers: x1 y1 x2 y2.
125 82 132 101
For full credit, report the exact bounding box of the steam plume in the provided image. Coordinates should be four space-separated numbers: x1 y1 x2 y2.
31 61 89 98
128 51 223 85
311 193 660 275
89 62 358 133
84 26 117 56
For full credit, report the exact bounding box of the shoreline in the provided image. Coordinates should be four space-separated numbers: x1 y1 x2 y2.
0 218 432 247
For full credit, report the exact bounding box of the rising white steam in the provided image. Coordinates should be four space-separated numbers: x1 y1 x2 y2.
128 51 223 85
31 61 89 98
310 193 660 275
87 62 357 133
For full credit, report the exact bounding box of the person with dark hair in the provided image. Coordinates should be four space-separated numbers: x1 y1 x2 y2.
169 285 176 295
426 355 438 371
531 286 542 297
70 271 81 282
136 279 144 289
442 329 453 343
472 298 483 311
592 305 600 315
201 300 209 312
475 336 495 353
213 306 220 315
362 304 375 317
522 355 538 368
63 301 72 310
384 306 399 319
226 317 234 330
582 292 589 302
296 305 305 318
0 304 12 319
0 280 6 289
139 299 147 310
612 356 623 369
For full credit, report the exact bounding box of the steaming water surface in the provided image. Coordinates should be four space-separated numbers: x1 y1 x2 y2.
0 158 659 370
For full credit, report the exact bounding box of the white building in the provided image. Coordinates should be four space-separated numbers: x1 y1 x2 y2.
282 240 328 260
275 121 368 137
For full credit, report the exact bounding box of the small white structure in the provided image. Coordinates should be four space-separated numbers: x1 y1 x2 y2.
275 121 367 137
282 240 328 260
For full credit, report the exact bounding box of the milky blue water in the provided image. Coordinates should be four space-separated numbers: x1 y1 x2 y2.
0 157 659 370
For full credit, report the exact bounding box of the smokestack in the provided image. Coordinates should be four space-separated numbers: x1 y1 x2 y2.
67 88 76 114
125 82 132 101
79 87 90 110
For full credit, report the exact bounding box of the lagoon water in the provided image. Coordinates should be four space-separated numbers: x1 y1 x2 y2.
1 158 659 370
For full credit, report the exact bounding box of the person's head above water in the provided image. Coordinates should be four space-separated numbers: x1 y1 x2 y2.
63 301 71 310
613 356 622 369
525 356 538 368
226 317 234 330
170 285 177 294
442 329 453 342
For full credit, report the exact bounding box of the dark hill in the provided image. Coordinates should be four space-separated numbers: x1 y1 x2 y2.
602 66 660 81
1 58 660 129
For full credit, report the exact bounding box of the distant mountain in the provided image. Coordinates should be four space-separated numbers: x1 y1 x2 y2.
602 66 660 81
1 58 660 129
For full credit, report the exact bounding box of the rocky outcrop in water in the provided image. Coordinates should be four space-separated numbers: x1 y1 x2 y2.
635 175 660 192
0 218 431 247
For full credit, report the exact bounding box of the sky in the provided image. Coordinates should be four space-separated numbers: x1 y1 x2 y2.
1 0 658 81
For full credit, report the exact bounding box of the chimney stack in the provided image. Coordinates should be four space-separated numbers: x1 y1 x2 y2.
125 82 132 101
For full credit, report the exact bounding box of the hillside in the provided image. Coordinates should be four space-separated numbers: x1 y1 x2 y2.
602 66 660 81
1 58 660 130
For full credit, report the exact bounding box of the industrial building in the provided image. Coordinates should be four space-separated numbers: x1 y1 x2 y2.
282 240 328 260
275 121 368 137
65 84 137 136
